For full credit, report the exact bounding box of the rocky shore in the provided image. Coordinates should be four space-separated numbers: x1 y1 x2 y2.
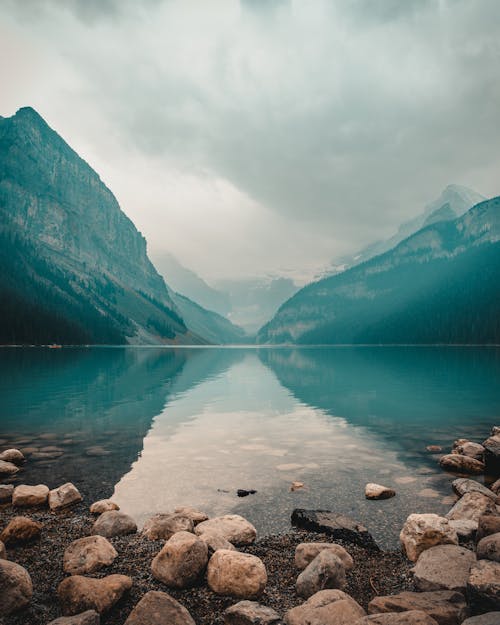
1 427 500 624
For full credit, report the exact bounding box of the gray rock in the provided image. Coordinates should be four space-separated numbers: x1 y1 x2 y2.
439 454 485 475
296 550 346 598
224 600 282 625
142 513 194 540
411 545 476 592
452 442 485 461
368 591 468 625
63 536 118 575
467 559 500 611
48 611 100 625
151 531 208 588
285 589 365 625
124 590 195 625
462 613 500 625
0 559 33 616
0 484 14 503
92 510 137 538
445 492 497 523
452 479 496 500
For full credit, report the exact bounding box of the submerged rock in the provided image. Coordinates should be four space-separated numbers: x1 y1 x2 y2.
0 460 19 476
151 531 208 588
207 549 267 598
0 516 42 544
0 559 33 616
224 600 282 625
411 544 476 592
365 484 396 500
124 590 195 625
0 449 25 465
57 574 132 615
12 484 49 507
296 550 346 598
285 589 365 625
399 514 458 562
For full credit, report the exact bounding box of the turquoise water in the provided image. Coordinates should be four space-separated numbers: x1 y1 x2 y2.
1 346 499 548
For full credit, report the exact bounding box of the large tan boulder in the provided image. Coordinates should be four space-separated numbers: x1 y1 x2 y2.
13 484 49 507
295 542 354 570
0 559 33 616
368 591 468 625
47 611 100 624
0 460 19 476
411 545 476 592
63 535 118 575
452 442 485 461
0 516 42 544
365 483 396 500
89 500 119 515
196 514 256 546
285 589 365 625
224 600 282 625
477 533 500 562
467 559 500 612
400 514 458 562
92 510 137 538
142 513 194 540
151 531 208 588
49 483 82 511
296 550 346 598
57 574 132 615
0 449 25 465
439 454 484 474
124 590 195 625
355 612 439 624
445 492 497 523
207 549 267 598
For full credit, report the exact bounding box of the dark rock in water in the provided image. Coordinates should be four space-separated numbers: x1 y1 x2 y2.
291 509 379 550
483 434 500 477
237 489 257 498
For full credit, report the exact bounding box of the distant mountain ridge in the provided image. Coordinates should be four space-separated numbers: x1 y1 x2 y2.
258 196 500 345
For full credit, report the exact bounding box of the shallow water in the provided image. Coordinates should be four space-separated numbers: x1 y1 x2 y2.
1 346 499 549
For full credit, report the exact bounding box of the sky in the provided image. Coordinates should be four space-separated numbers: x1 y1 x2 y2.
1 0 499 284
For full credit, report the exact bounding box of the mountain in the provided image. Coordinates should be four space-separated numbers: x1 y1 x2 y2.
322 184 486 276
151 251 231 317
0 107 204 345
258 196 500 345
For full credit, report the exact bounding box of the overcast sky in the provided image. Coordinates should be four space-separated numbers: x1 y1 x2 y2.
1 0 499 283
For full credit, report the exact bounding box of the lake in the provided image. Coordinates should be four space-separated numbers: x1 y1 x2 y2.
1 346 499 549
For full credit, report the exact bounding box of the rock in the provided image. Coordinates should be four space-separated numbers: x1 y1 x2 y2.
151 531 208 588
92 510 137 538
57 574 132 615
400 514 458 562
0 460 19 476
0 449 25 465
47 611 101 625
452 478 496 500
477 515 500 542
207 549 267 598
411 545 476 592
49 482 82 511
445 492 497 523
356 612 440 624
427 446 443 453
224 600 282 625
0 540 5 559
0 516 42 544
196 515 257 546
490 478 500 494
0 559 33 616
0 484 14 503
452 442 485 461
467 559 500 611
124 590 195 625
477 533 500 562
439 454 485 474
199 531 237 553
461 613 500 625
285 589 365 625
295 542 354 571
12 484 49 507
448 520 478 542
368 591 468 625
90 500 119 515
143 513 194 540
483 435 500 477
365 484 396 500
174 506 209 525
64 535 118 575
296 550 346 598
291 509 379 550
290 481 304 492
237 489 257 497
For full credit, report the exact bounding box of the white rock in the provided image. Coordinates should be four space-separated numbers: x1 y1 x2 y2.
400 514 458 562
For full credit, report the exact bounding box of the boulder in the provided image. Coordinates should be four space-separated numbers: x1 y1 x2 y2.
365 484 396 500
199 531 236 553
477 516 500 542
92 510 137 538
467 559 500 611
295 543 354 571
400 514 458 562
368 591 468 625
49 483 82 511
448 520 478 542
0 449 25 465
452 479 496 500
0 540 6 559
411 545 476 592
452 442 485 461
57 574 132 615
0 559 33 616
296 550 346 598
47 611 101 625
461 613 500 625
355 612 439 624
207 549 267 598
63 535 118 575
13 484 49 507
151 531 208 588
477 533 500 562
0 484 14 503
90 500 119 515
483 434 500 476
0 516 42 544
285 589 365 625
291 509 379 550
142 513 194 540
445 492 497 523
196 515 257 546
124 590 195 625
0 460 19 476
427 446 443 453
489 478 500 494
174 506 209 525
224 600 282 625
439 454 485 475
